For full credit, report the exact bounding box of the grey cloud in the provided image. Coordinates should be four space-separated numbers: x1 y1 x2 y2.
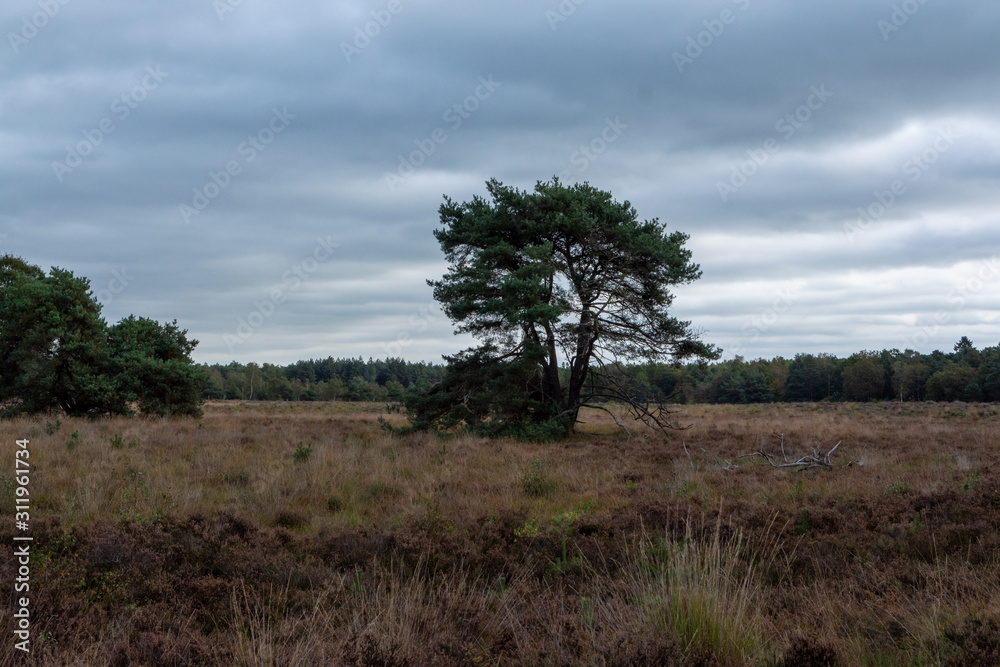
2 0 998 364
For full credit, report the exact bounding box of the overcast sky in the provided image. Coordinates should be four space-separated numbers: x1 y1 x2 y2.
2 0 999 365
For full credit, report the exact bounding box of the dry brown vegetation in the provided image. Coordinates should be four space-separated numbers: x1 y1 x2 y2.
2 401 999 665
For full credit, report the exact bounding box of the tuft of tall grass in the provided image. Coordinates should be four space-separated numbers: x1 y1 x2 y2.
629 510 785 665
521 456 557 498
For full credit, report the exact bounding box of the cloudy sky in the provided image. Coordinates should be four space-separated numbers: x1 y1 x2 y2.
2 0 999 365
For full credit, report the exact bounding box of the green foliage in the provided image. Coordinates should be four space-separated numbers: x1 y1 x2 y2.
200 357 442 402
66 430 81 451
0 256 122 417
292 443 313 464
637 522 771 664
575 498 598 515
0 255 204 419
977 348 1000 401
384 379 406 401
405 343 569 439
954 336 975 356
346 376 375 402
513 518 540 543
45 419 62 435
841 351 886 402
202 338 1000 409
892 350 931 400
677 339 1000 405
108 433 139 450
708 363 774 404
408 178 716 440
106 315 204 416
784 353 839 402
926 362 980 402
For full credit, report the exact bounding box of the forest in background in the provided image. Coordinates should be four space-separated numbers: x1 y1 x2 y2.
202 335 998 405
6 251 997 419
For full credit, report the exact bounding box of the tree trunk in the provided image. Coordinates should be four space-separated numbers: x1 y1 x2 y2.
566 309 596 427
542 322 564 411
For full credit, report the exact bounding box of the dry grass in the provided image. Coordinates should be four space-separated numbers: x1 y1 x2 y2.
1 400 999 665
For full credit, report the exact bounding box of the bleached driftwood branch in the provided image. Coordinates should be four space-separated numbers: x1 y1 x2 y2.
734 434 862 471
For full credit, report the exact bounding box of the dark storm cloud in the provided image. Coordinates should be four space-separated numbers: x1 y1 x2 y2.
1 0 998 363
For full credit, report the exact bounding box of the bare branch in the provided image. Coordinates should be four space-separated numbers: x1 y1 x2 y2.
738 437 855 471
682 441 694 469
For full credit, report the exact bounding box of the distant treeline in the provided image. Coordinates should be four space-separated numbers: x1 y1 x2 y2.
202 337 999 405
201 357 445 402
643 336 998 404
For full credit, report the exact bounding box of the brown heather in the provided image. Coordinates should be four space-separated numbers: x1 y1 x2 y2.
1 401 999 665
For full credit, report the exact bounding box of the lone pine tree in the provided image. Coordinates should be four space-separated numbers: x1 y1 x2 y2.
407 178 718 439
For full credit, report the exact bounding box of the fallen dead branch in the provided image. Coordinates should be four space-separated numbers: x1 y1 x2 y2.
733 434 863 471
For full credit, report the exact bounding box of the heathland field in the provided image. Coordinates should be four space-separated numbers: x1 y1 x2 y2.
2 402 999 665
